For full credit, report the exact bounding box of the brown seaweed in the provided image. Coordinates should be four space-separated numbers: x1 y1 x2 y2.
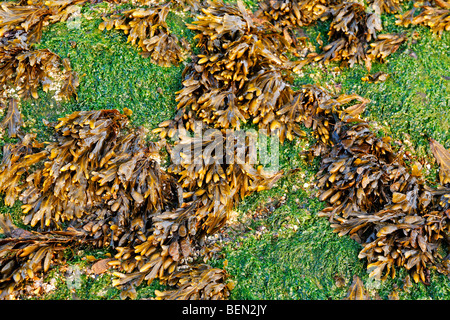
396 1 450 38
314 2 382 68
368 0 404 15
0 1 81 100
99 3 188 67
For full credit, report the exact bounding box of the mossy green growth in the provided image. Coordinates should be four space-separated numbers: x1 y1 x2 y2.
221 173 365 299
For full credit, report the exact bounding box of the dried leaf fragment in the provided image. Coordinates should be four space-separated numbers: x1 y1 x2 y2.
91 258 113 275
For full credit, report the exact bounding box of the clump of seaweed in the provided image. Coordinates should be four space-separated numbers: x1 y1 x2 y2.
0 104 282 299
313 2 382 68
0 36 71 100
99 2 188 67
0 0 81 101
396 0 450 38
156 0 306 144
367 33 408 64
110 125 283 295
255 0 334 29
368 0 404 14
0 109 179 297
155 264 232 300
0 0 86 45
299 88 450 284
0 214 89 299
0 99 23 138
